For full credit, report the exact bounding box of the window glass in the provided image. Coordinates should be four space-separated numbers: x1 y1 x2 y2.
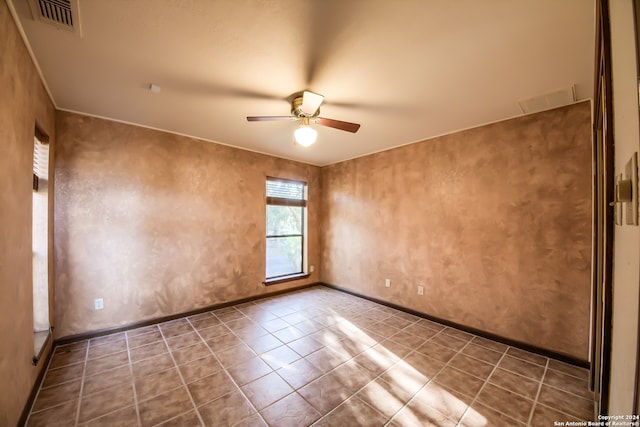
265 178 307 280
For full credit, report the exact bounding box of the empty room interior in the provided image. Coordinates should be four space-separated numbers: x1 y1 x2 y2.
2 0 640 426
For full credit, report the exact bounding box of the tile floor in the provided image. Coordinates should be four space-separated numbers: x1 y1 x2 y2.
27 286 595 426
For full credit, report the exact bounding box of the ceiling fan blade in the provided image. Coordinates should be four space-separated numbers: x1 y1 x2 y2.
317 117 361 133
301 91 325 116
247 116 294 122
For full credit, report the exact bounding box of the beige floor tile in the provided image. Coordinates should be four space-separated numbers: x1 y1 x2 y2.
498 355 546 380
171 342 212 366
459 402 526 427
127 329 163 349
83 365 132 396
87 340 127 360
288 335 324 357
475 383 534 423
315 396 388 426
543 368 593 400
188 315 221 331
28 286 596 427
298 372 352 415
548 359 590 380
41 362 85 388
187 370 237 407
179 355 223 384
227 356 273 386
79 405 138 427
132 353 174 378
461 342 504 364
356 377 412 418
78 382 135 423
537 384 594 420
449 353 495 379
32 378 82 412
471 336 508 353
430 333 469 351
390 405 457 427
128 341 167 364
415 341 457 363
412 381 473 422
487 367 540 400
260 392 320 427
135 367 182 401
245 333 283 354
156 410 202 426
27 400 79 427
507 347 548 366
530 402 586 425
260 345 301 370
166 331 202 352
433 366 484 399
160 322 194 338
216 343 257 368
90 333 126 348
138 386 193 427
242 372 293 410
276 358 323 389
49 347 87 369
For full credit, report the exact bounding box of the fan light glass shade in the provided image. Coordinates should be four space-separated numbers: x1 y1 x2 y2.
294 125 317 147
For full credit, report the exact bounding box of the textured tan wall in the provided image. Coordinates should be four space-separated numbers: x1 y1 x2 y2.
320 102 592 360
0 2 56 425
54 112 321 338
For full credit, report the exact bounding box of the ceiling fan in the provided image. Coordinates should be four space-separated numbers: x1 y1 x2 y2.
247 91 361 146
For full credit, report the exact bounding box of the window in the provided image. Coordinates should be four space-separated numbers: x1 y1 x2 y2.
265 177 307 282
32 128 51 363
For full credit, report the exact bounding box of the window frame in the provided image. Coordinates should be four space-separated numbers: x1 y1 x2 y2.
264 177 309 285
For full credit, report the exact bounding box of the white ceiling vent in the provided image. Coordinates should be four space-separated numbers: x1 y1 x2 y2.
518 85 576 114
28 0 82 37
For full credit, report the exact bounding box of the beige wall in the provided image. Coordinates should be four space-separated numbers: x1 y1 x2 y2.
54 111 321 338
0 1 56 425
608 0 640 414
320 101 592 361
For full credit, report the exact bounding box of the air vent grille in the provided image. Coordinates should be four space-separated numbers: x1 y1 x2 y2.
28 0 81 36
36 0 73 27
518 86 576 114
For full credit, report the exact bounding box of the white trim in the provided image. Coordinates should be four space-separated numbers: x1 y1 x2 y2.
5 0 57 108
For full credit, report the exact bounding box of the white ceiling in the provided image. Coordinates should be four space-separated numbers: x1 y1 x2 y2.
9 0 595 166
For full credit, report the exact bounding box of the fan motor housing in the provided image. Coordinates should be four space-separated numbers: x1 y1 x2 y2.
291 96 320 118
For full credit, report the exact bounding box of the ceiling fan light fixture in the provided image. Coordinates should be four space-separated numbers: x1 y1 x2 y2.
294 117 317 147
294 125 317 147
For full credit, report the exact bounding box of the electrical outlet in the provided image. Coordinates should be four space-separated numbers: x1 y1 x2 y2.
417 286 424 296
310 265 315 273
94 298 104 310
385 279 391 288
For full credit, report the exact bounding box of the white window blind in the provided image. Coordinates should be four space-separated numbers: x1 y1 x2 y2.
33 137 49 180
266 178 306 207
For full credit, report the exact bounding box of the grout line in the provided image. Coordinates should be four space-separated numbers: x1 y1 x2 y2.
541 382 595 401
455 347 510 426
158 325 206 427
526 358 549 426
28 288 595 426
387 335 477 426
73 343 91 426
314 325 464 426
24 344 62 423
187 315 270 427
150 408 201 426
124 331 143 427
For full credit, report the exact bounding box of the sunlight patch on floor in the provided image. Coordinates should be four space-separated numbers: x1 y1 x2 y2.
322 309 484 425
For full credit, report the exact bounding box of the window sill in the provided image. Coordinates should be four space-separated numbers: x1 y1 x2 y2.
263 273 310 286
33 329 51 366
